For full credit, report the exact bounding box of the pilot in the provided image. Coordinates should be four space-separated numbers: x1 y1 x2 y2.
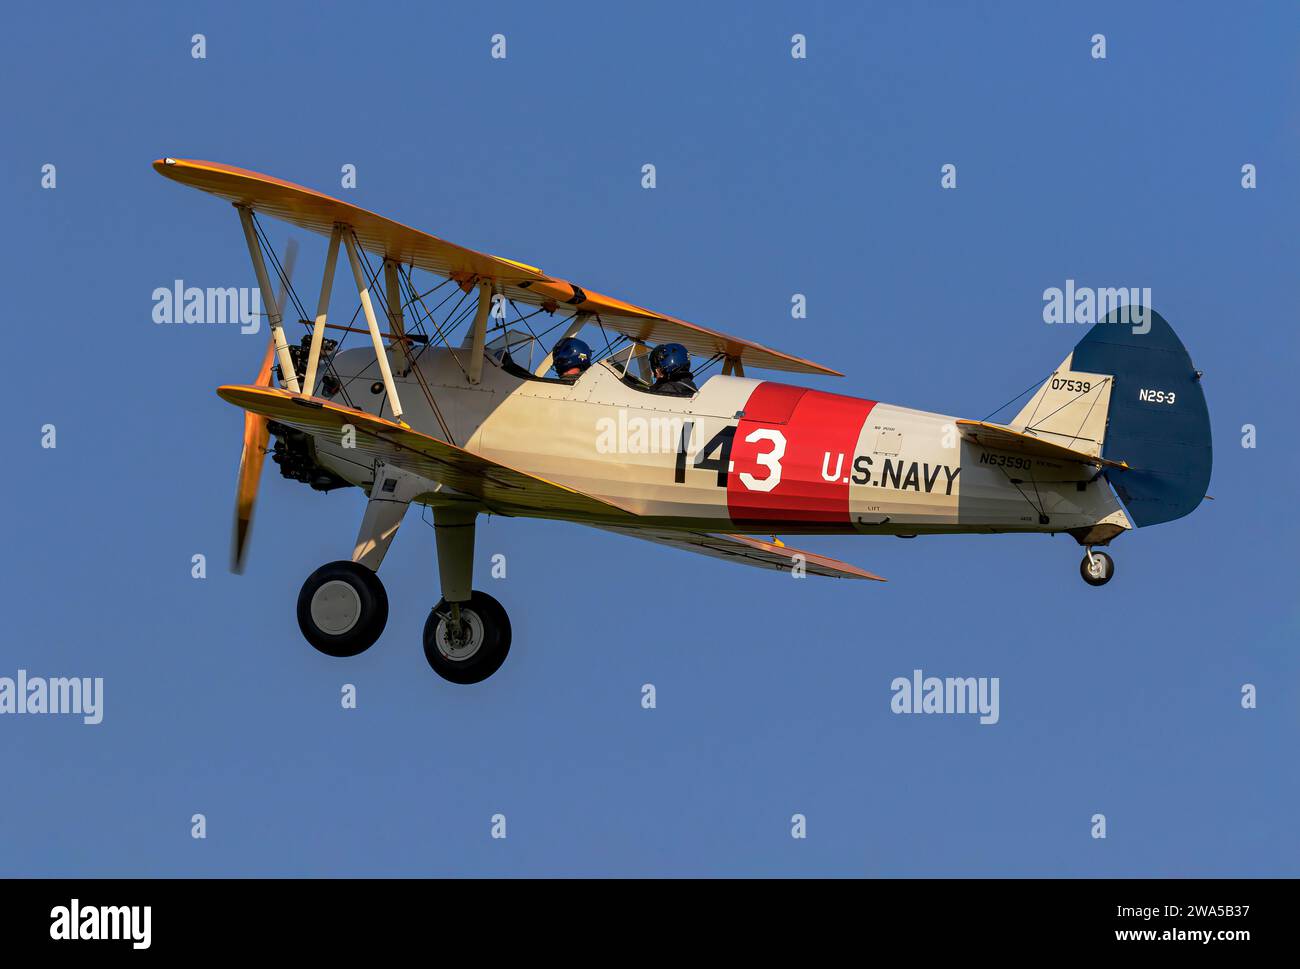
551 337 592 381
648 342 697 396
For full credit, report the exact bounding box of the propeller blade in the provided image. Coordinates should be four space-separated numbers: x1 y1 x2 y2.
231 337 276 574
231 236 299 574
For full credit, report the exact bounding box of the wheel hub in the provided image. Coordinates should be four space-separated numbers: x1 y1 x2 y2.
435 608 485 662
310 579 363 635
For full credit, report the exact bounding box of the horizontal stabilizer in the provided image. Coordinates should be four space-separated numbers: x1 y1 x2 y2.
956 419 1129 470
594 526 885 580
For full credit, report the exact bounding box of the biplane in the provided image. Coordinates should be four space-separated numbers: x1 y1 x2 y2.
155 158 1213 684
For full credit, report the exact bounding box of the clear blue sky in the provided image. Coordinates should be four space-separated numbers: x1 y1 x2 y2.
2 0 1296 875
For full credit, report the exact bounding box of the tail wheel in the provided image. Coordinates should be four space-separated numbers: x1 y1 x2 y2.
297 561 388 657
423 590 512 684
1080 550 1115 587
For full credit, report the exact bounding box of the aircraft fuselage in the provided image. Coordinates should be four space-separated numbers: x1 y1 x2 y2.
306 345 1130 539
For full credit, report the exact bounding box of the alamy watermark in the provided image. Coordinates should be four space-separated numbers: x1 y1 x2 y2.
152 280 262 333
50 899 150 949
596 409 687 454
1043 279 1151 334
891 669 999 725
0 670 103 724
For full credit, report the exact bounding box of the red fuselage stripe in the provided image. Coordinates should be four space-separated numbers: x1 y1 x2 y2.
727 382 878 525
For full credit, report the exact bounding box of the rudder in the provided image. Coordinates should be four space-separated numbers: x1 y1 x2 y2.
1069 307 1212 527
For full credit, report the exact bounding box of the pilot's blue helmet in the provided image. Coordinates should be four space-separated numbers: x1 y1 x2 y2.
650 342 690 378
552 337 592 376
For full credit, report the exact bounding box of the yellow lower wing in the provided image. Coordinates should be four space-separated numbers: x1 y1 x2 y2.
594 526 885 580
217 385 637 522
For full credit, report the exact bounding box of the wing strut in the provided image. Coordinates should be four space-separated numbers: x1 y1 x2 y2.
383 257 408 352
721 356 745 377
237 204 300 393
343 228 407 423
467 279 493 384
302 224 342 394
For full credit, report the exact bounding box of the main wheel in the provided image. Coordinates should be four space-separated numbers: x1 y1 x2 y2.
1080 550 1115 586
297 561 389 657
423 590 512 684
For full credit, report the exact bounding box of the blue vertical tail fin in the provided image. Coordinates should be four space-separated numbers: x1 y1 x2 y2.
1069 307 1212 527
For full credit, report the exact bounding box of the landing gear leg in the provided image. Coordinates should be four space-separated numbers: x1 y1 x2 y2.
422 506 512 684
1080 546 1115 586
295 462 430 657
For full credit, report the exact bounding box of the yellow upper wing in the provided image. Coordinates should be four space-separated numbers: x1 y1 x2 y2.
156 158 840 376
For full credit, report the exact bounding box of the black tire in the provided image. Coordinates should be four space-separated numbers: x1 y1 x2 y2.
1080 550 1115 587
422 590 512 684
296 560 388 657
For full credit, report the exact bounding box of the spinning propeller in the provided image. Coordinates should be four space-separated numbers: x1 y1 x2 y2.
231 238 297 574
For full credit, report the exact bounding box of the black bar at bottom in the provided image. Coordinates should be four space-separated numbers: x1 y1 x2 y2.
0 877 1283 955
